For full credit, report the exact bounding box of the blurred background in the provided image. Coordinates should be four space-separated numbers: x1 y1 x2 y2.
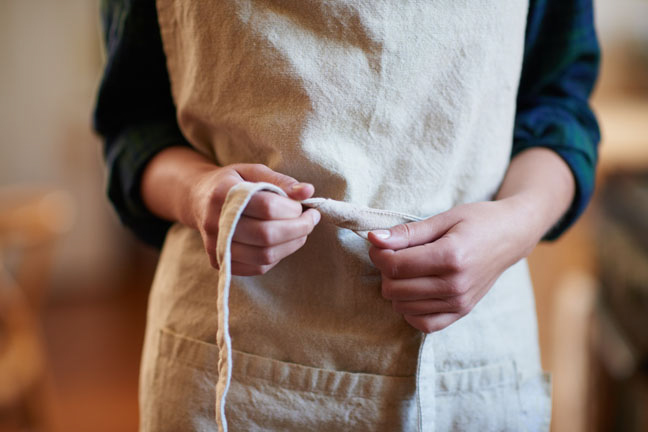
0 1 647 431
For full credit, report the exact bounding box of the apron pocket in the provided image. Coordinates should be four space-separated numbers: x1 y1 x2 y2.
141 327 219 432
434 361 526 432
227 349 418 431
518 372 552 432
146 329 550 431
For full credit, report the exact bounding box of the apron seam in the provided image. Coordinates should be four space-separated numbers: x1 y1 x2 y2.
234 373 416 403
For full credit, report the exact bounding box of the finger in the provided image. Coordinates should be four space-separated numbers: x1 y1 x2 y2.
369 236 461 279
404 313 461 334
367 212 459 251
380 275 454 300
244 191 303 220
230 261 274 276
286 182 315 201
392 299 456 315
230 236 308 266
234 164 314 200
233 209 320 246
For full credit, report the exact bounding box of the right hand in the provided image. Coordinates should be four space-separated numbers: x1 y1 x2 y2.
189 163 320 275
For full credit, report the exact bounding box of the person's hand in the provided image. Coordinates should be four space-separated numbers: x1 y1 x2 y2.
367 198 539 333
188 163 320 275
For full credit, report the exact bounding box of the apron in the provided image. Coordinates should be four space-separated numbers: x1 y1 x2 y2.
140 0 552 430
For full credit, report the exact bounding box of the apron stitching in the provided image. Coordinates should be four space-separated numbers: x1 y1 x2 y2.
233 373 415 402
233 349 416 380
434 380 519 396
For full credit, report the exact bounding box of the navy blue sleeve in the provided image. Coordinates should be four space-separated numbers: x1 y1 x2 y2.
514 0 601 240
94 0 190 248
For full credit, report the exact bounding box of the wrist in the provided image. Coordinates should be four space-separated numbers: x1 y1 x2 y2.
497 193 549 250
179 161 222 230
141 146 222 228
495 147 575 245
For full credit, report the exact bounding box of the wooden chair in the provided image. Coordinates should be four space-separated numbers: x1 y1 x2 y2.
0 187 75 431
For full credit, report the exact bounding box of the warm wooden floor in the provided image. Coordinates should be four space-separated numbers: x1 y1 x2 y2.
39 262 153 432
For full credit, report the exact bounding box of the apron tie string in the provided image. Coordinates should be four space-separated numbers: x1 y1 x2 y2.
215 181 434 432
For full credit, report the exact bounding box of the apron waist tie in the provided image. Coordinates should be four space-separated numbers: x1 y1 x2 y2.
215 181 434 432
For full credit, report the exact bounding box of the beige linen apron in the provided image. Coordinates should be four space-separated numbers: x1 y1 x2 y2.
141 0 551 430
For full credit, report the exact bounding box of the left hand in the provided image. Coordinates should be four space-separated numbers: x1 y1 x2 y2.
368 198 539 333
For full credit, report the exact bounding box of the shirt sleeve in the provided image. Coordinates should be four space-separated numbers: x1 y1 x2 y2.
513 0 601 240
93 0 190 248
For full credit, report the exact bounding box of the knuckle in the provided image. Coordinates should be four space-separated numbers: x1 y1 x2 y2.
393 223 412 243
256 226 276 246
450 295 470 313
381 279 397 299
443 244 465 272
259 247 277 265
446 278 466 296
246 265 263 276
257 264 272 275
420 320 437 334
281 177 298 190
458 305 472 317
386 261 400 279
403 222 418 243
393 302 409 314
368 247 381 267
257 194 276 218
370 248 390 273
371 250 399 278
293 236 308 252
378 254 399 278
299 216 314 234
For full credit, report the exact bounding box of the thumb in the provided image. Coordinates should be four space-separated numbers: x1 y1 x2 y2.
235 164 314 200
367 212 456 251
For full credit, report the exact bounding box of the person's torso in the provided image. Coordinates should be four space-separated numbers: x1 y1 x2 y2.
141 1 550 430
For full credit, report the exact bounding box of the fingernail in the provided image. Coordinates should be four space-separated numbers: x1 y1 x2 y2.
291 183 307 191
371 230 391 239
311 210 321 225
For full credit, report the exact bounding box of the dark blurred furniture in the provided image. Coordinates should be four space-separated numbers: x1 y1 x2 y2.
590 170 648 432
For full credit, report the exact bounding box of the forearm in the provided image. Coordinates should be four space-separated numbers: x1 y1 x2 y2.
495 147 575 247
141 146 218 229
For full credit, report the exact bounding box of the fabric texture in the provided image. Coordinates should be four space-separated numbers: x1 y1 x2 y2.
94 0 600 248
135 0 552 430
212 182 552 431
301 198 422 239
215 182 425 431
